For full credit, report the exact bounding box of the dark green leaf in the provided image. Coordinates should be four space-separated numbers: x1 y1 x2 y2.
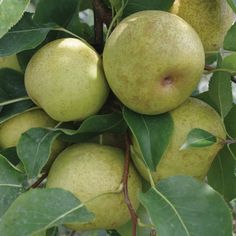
17 128 61 179
123 0 175 18
34 0 94 42
225 105 236 138
123 107 173 171
195 91 218 111
208 145 236 202
227 0 236 14
0 155 26 217
59 112 127 142
66 10 94 43
0 69 27 105
139 176 232 236
0 0 30 38
0 188 94 236
0 100 36 125
224 22 236 51
0 13 59 57
0 147 20 165
180 128 217 150
209 55 233 118
46 227 58 236
34 0 78 25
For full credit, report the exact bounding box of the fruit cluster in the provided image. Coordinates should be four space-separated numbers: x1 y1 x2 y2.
0 1 234 233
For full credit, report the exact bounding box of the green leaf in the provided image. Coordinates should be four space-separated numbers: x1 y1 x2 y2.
180 128 217 150
225 105 236 138
0 147 20 165
0 0 30 38
17 128 61 179
34 0 94 42
0 100 35 125
0 155 26 218
59 112 127 142
117 205 152 236
209 55 233 118
16 112 125 179
123 0 175 17
139 176 232 236
0 188 94 236
224 22 236 51
34 0 78 25
0 13 59 57
195 91 218 111
208 145 236 202
222 52 236 72
0 69 28 105
227 0 236 13
123 107 173 171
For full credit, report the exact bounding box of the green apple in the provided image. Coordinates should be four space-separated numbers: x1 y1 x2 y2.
131 97 226 183
25 38 109 122
46 143 142 231
0 55 21 72
103 10 205 115
171 0 235 52
0 109 65 168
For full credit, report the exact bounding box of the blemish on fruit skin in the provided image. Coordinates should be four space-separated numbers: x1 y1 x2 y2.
162 76 174 86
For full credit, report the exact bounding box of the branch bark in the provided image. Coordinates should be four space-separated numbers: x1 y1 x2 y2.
92 0 112 53
122 133 138 236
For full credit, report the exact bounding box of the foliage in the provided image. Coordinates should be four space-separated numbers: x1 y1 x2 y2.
0 0 236 236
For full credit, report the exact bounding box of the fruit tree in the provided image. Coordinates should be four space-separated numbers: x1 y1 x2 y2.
0 0 236 236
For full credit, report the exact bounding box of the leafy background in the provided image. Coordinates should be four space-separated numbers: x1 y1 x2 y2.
0 0 236 235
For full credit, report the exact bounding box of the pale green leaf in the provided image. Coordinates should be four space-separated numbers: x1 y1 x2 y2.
0 0 30 38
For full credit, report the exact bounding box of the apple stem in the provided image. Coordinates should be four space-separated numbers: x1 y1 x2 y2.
123 133 138 236
92 0 112 53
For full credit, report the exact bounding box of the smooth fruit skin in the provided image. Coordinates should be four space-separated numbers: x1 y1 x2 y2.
103 10 205 115
0 109 65 168
25 38 109 122
0 109 57 148
0 55 21 72
171 0 235 52
132 97 226 183
46 143 142 231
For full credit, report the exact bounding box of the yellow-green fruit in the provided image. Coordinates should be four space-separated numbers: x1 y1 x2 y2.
0 55 21 72
0 109 58 148
25 38 109 122
0 109 65 168
171 0 235 51
132 98 226 183
46 143 142 231
103 11 205 115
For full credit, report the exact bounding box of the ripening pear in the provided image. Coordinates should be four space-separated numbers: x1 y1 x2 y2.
46 143 142 231
0 109 65 169
131 98 226 183
103 11 205 115
171 0 235 51
25 38 109 122
0 55 21 72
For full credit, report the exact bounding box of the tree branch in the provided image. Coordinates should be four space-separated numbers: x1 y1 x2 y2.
92 0 112 53
122 133 138 236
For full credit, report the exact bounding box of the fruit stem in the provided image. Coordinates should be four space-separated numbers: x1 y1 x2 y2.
123 133 138 236
27 172 48 190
